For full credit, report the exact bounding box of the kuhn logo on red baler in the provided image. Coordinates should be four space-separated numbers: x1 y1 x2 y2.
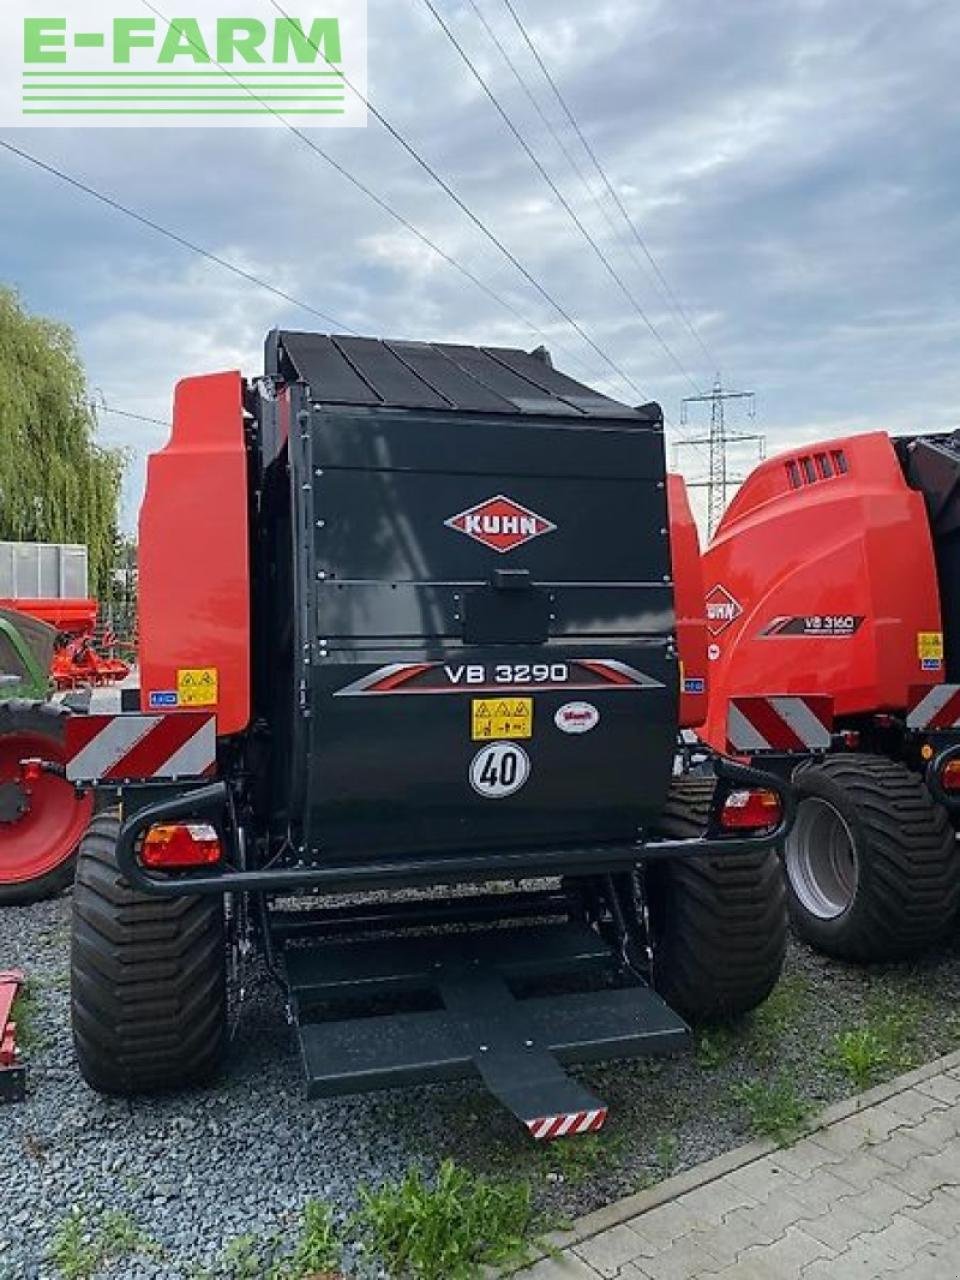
706 584 743 637
445 496 556 553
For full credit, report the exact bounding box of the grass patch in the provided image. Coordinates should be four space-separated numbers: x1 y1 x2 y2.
11 981 42 1052
731 1077 811 1146
695 1027 738 1071
357 1159 538 1280
193 1235 274 1280
281 1201 341 1278
540 1131 624 1187
830 1027 891 1091
748 974 812 1063
49 1209 157 1280
829 991 934 1091
191 1203 341 1279
862 989 932 1069
654 1132 679 1179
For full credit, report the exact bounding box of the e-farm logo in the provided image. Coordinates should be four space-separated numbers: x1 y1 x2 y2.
2 1 367 128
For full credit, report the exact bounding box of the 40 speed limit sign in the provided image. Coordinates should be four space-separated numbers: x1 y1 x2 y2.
469 742 531 799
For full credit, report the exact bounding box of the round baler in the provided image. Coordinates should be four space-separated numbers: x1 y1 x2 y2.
700 430 960 961
64 332 796 1134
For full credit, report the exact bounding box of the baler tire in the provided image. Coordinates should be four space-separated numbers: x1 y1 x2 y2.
647 777 787 1023
71 812 227 1096
783 754 959 962
0 700 94 906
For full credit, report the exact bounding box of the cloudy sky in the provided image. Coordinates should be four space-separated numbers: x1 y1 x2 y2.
2 0 959 530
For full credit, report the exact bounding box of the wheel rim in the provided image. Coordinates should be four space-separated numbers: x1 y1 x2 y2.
784 796 859 920
0 729 94 886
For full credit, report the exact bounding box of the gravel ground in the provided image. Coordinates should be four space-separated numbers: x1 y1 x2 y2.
4 893 960 1278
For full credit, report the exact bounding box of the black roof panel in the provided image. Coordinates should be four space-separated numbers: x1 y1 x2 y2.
388 340 518 414
267 330 655 423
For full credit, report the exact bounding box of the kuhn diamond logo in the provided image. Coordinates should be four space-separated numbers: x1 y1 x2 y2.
706 584 743 637
445 496 556 554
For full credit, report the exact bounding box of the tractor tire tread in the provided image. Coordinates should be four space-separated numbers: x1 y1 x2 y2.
71 812 227 1095
649 777 787 1023
788 754 959 961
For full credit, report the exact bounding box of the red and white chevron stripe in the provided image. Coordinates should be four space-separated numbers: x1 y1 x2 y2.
526 1108 608 1142
727 696 833 753
65 714 216 784
907 685 960 731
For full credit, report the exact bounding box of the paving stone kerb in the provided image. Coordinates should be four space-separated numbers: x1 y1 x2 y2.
503 1047 960 1278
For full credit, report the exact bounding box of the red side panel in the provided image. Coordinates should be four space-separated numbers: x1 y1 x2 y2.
700 432 941 752
668 475 708 729
138 372 251 735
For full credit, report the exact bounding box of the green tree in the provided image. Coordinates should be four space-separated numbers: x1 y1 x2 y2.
0 286 123 597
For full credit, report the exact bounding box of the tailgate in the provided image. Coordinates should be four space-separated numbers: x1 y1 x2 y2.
296 406 677 858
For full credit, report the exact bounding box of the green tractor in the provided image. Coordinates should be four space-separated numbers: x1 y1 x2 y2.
0 607 93 905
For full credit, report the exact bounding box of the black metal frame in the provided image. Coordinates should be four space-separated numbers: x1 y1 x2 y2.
268 886 579 942
285 920 690 1117
111 755 795 899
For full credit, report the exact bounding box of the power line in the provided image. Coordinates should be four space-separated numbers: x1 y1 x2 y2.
265 0 648 403
2 11 631 403
134 0 623 395
501 0 721 375
3 9 665 416
464 0 680 331
0 140 356 334
459 0 707 460
96 404 170 429
423 0 704 399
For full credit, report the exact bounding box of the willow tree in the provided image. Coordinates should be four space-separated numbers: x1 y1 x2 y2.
0 286 123 597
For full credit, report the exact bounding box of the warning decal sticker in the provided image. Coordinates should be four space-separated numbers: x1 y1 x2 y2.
472 698 533 741
177 668 219 708
918 633 944 662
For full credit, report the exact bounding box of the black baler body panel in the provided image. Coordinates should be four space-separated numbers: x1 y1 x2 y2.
901 431 960 682
256 336 677 861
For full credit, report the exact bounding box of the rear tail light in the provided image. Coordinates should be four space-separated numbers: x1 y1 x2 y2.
940 761 960 793
142 823 222 869
720 789 782 832
18 759 42 785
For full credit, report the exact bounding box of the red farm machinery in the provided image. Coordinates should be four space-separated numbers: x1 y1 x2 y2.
0 548 129 905
701 429 960 962
52 331 805 1135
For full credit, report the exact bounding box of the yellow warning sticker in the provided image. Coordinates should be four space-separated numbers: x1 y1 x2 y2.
472 697 533 741
177 667 219 707
918 632 944 661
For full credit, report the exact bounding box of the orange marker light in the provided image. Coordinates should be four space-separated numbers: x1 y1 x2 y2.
142 823 222 869
720 789 782 832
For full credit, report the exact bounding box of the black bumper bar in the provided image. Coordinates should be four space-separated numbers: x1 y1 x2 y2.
114 757 795 898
